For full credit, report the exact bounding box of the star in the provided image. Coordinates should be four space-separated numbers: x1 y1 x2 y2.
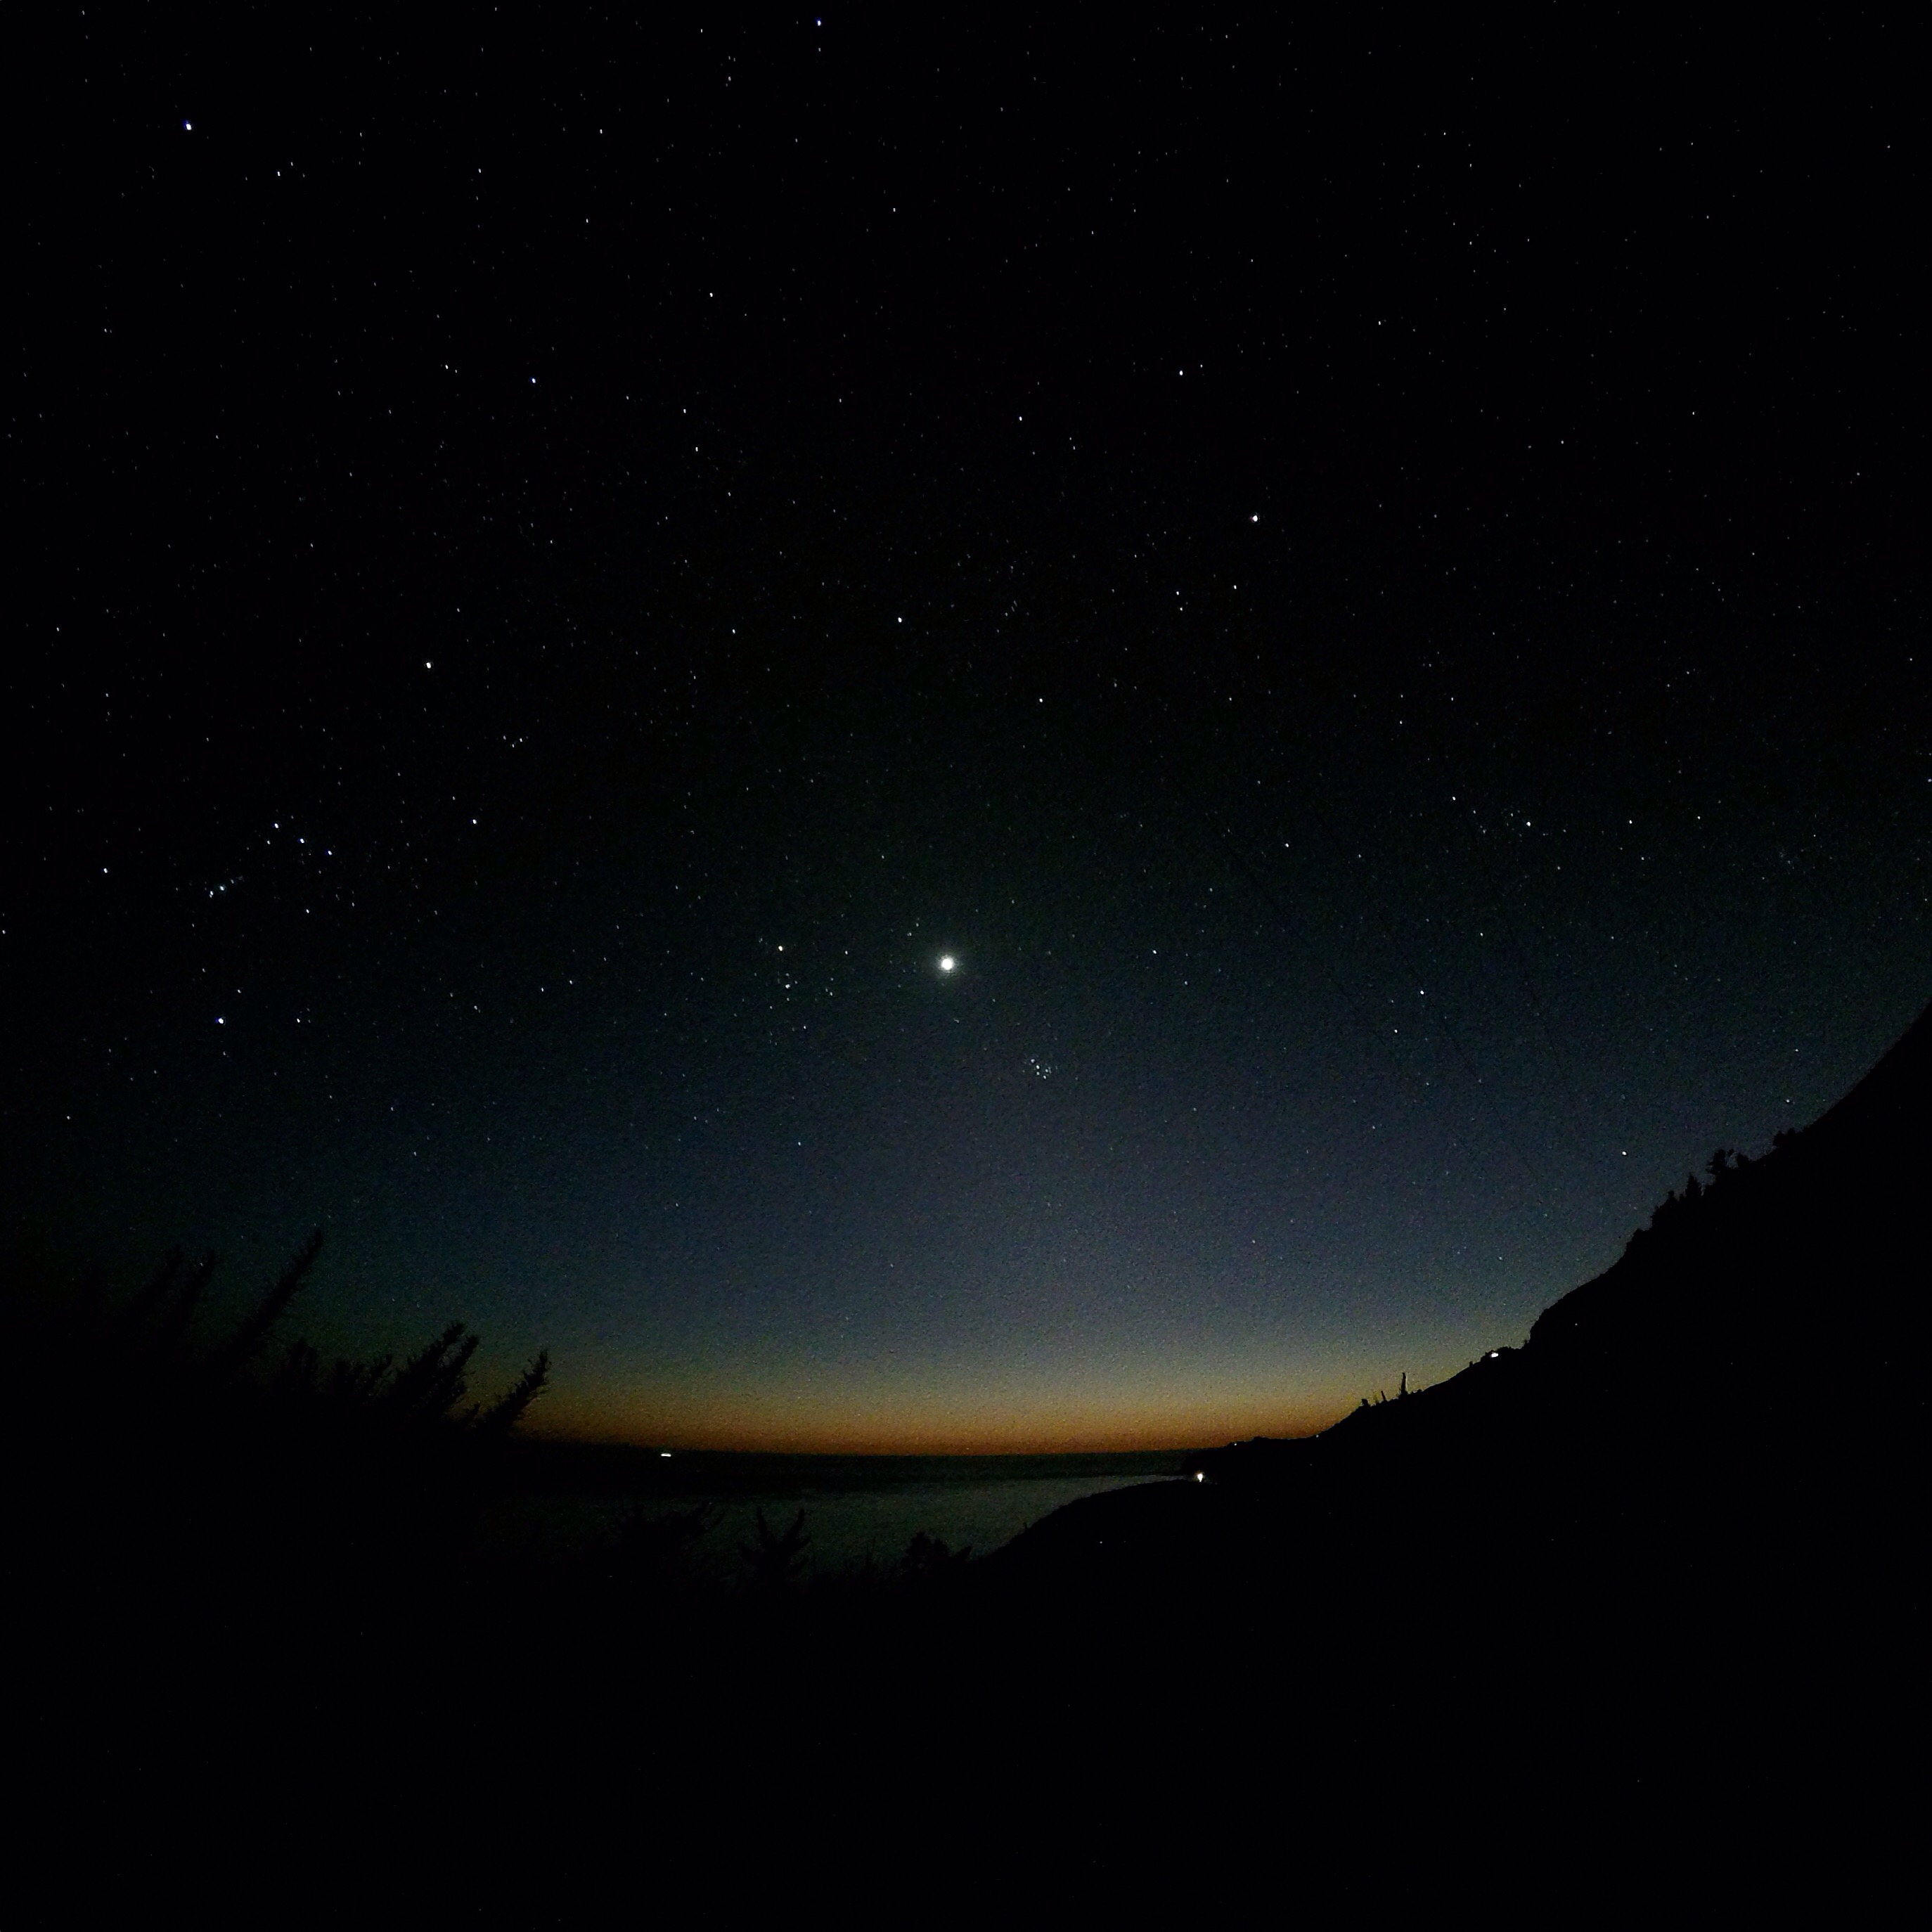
938 956 955 974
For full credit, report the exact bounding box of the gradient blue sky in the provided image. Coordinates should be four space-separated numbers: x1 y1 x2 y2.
13 19 1923 1448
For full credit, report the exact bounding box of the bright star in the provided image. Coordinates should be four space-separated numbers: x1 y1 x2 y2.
939 956 955 973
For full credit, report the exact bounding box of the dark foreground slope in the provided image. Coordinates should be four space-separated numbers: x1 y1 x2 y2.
15 1012 1923 1914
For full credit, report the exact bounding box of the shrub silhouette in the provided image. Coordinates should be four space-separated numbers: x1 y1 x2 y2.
901 1530 974 1583
740 1507 812 1591
22 1232 549 1599
592 1500 723 1593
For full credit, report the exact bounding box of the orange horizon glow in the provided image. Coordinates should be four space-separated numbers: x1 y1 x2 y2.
529 1397 1350 1457
527 1339 1448 1456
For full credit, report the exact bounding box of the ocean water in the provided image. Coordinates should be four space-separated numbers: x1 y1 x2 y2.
674 1474 1171 1570
482 1452 1197 1573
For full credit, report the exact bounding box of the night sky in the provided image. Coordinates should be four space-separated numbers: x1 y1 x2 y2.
12 20 1924 1450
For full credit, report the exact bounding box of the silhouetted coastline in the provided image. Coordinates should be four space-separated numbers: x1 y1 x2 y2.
15 1004 1924 1911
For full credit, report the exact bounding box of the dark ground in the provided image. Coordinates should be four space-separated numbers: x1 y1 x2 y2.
19 1007 1920 1917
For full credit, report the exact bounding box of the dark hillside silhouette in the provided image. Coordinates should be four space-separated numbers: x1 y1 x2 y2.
15 1010 1922 1909
967 1001 1927 1871
1004 999 1926 1544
